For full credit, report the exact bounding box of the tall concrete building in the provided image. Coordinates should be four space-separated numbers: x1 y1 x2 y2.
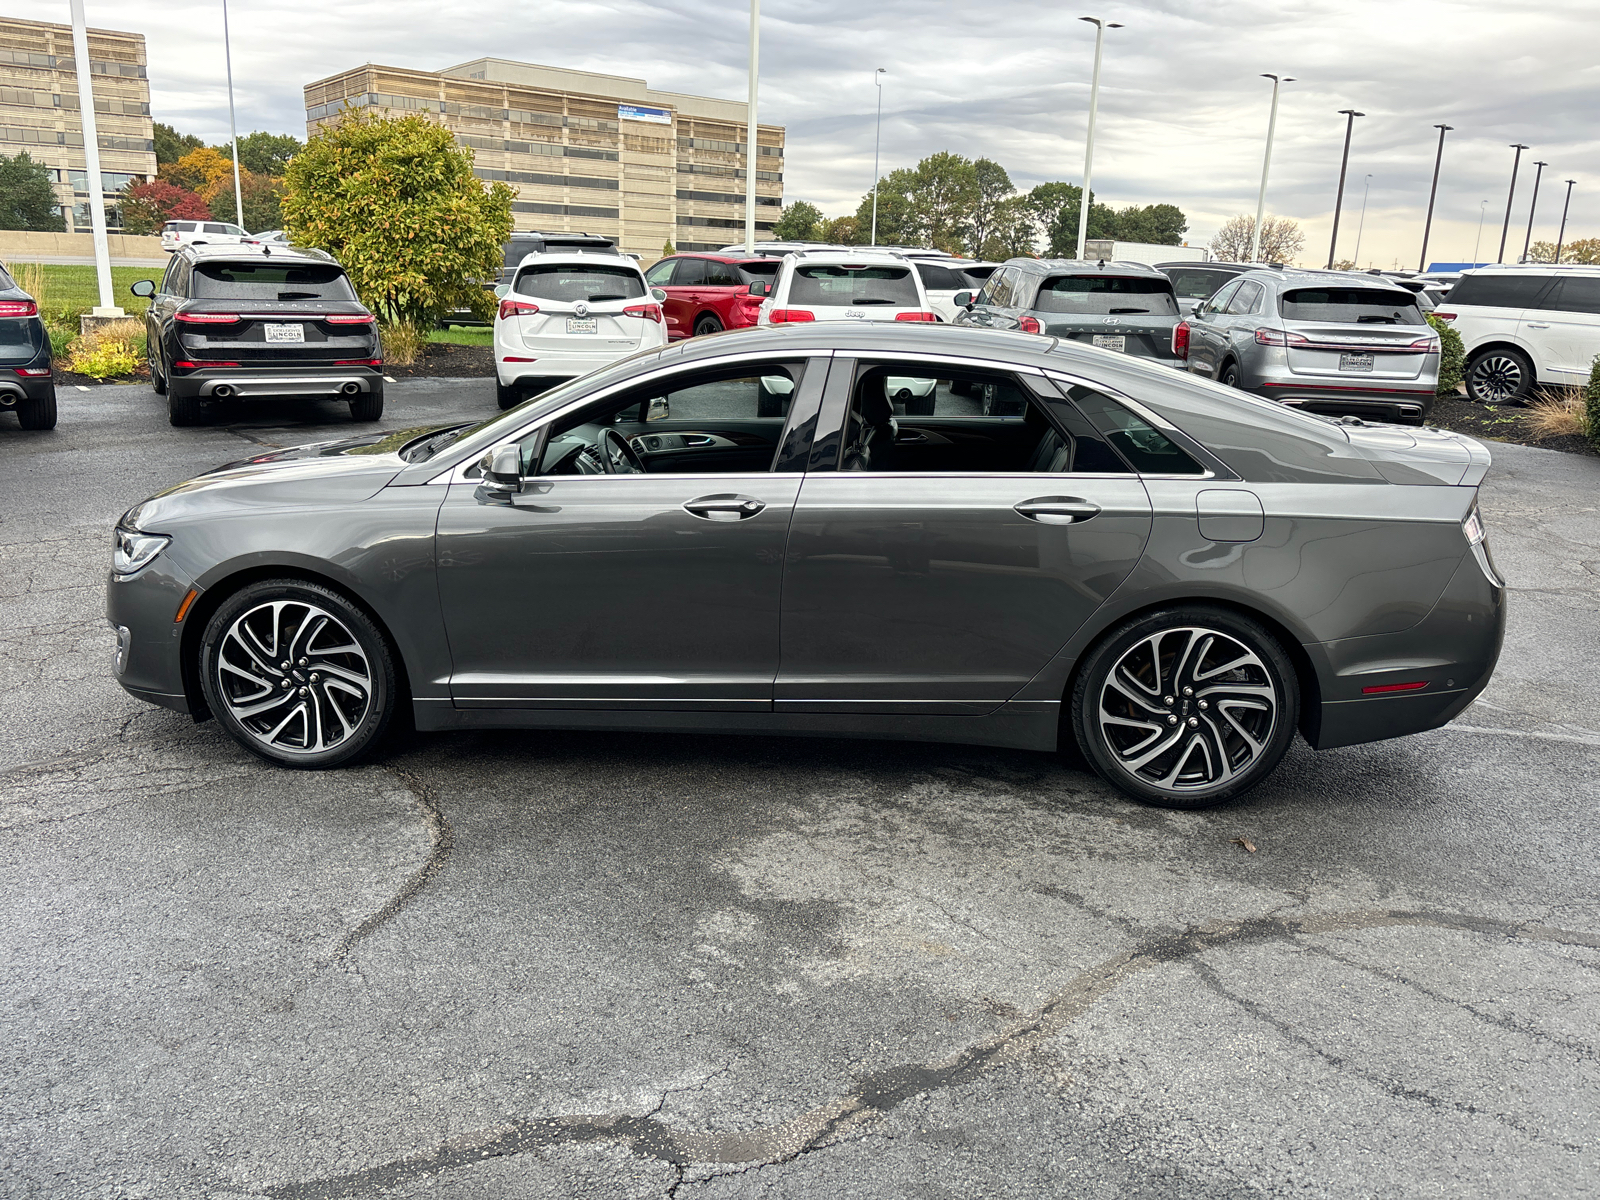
303 58 783 258
0 15 155 231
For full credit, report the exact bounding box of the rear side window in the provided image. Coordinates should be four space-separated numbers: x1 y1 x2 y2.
1280 287 1422 325
915 263 965 291
1166 268 1231 300
514 263 646 302
0 266 13 289
1034 275 1179 316
701 260 743 287
191 262 357 301
163 221 195 233
1534 276 1600 316
1226 281 1264 315
739 260 779 280
1069 388 1206 476
203 223 229 234
789 265 918 307
1441 273 1551 310
671 258 707 287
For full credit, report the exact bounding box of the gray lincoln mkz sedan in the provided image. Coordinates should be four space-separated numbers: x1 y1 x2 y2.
107 323 1505 808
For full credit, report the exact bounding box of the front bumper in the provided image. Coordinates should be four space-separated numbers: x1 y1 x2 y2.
105 557 199 714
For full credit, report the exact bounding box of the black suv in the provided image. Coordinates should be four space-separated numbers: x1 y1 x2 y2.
131 244 382 427
0 264 55 430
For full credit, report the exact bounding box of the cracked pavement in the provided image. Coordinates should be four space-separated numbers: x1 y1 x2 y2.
2 382 1598 1199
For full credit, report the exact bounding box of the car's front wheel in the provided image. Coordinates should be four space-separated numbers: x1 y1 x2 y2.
198 579 398 769
1465 347 1533 405
1071 606 1299 809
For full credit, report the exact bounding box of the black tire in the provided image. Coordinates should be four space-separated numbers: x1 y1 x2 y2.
495 379 522 410
198 578 399 770
694 314 723 338
149 341 168 396
1070 605 1299 810
1465 347 1534 405
16 385 57 430
168 388 204 427
1219 360 1242 389
902 389 936 416
348 382 384 421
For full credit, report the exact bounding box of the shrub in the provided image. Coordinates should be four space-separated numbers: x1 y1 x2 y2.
1428 313 1465 396
380 320 425 366
661 239 676 258
1587 356 1600 453
1525 389 1589 440
63 319 144 379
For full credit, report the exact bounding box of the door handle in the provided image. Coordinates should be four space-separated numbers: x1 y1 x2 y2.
896 431 928 443
684 494 765 521
1525 322 1550 329
1014 496 1101 525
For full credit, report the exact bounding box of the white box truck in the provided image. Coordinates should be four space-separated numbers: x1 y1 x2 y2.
1083 240 1209 265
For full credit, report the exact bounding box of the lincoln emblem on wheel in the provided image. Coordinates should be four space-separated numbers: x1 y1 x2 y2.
107 322 1505 807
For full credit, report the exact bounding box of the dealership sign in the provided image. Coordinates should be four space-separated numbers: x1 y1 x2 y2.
618 104 672 125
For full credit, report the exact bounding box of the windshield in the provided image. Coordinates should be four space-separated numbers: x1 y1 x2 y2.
1164 268 1232 300
1280 287 1423 325
191 262 357 302
789 265 919 307
513 263 645 303
1034 275 1179 316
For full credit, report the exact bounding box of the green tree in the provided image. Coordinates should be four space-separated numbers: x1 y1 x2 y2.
966 158 1015 254
228 131 303 177
661 239 676 258
1047 191 1118 257
822 215 860 245
1110 202 1188 245
281 110 514 328
153 121 203 165
771 200 822 241
0 152 65 232
1024 181 1080 250
1427 313 1465 396
855 153 980 252
854 166 917 245
209 170 284 232
978 196 1036 261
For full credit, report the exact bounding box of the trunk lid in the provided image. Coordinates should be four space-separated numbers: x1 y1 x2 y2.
176 299 378 365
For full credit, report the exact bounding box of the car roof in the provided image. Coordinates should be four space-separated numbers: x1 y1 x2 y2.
180 243 336 265
1461 262 1600 275
1008 258 1167 278
782 249 914 267
1154 260 1249 271
513 251 643 270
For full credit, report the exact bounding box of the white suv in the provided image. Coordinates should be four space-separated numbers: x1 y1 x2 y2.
754 250 938 327
1435 264 1600 403
493 251 667 409
160 220 249 252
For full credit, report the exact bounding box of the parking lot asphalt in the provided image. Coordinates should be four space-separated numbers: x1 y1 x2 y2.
2 381 1598 1200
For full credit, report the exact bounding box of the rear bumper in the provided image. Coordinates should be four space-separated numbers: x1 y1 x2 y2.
172 366 383 399
1249 357 1438 423
496 346 648 386
0 351 54 404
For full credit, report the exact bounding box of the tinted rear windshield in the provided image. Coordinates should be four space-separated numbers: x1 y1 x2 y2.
789 265 918 307
192 262 356 301
1164 268 1234 300
164 222 197 232
1279 287 1422 325
513 263 645 302
1033 275 1178 316
504 241 615 269
738 260 780 278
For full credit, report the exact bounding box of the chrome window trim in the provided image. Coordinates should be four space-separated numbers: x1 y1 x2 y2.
1041 368 1184 432
848 350 1047 376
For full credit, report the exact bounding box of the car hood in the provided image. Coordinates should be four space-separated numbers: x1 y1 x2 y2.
1341 423 1491 486
122 425 456 530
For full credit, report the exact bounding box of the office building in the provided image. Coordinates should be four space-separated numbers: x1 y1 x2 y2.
303 57 784 257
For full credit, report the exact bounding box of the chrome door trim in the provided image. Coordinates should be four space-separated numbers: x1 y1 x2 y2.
845 349 1048 376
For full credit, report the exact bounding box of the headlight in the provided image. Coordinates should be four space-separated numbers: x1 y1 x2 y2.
112 527 170 575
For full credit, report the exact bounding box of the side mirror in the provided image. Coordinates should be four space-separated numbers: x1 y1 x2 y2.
952 291 973 307
645 397 670 422
651 287 667 303
493 284 510 299
747 280 770 297
478 445 522 502
130 279 156 298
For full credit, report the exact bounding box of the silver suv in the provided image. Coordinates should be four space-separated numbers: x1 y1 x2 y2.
1182 268 1440 425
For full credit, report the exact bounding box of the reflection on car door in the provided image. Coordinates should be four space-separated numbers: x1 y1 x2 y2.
1525 276 1600 383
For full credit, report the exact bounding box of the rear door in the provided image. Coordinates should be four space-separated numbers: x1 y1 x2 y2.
659 256 704 339
1523 275 1600 384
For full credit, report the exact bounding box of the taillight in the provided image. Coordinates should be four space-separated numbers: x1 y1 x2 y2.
326 314 375 325
1017 316 1042 334
1407 335 1441 353
1173 320 1191 360
1254 327 1310 346
1361 681 1430 694
0 300 38 317
498 299 539 321
1433 312 1456 322
334 358 383 366
1462 506 1485 547
894 311 938 322
770 309 815 323
623 303 663 323
17 366 50 377
175 311 240 324
172 360 240 368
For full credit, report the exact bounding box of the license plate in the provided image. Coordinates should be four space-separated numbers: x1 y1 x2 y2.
566 318 597 334
264 323 304 343
1340 352 1375 372
1092 334 1126 352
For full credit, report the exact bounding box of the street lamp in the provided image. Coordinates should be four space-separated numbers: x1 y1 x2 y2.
1250 74 1294 263
1417 123 1452 272
743 0 760 254
1074 16 1122 261
1497 144 1528 263
1473 199 1488 263
67 0 118 316
1353 174 1373 267
1325 108 1364 269
222 0 244 230
1556 180 1576 264
1521 160 1548 262
870 68 886 246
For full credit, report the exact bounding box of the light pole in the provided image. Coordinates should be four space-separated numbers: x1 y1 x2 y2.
1250 73 1294 263
870 68 885 246
1521 160 1548 262
1497 143 1528 263
1473 199 1487 263
1417 123 1451 272
1326 108 1364 269
1352 175 1373 267
743 0 760 254
67 0 118 316
1074 16 1122 261
222 0 244 229
1555 179 1576 263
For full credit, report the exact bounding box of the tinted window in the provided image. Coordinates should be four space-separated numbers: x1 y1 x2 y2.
1033 275 1179 316
202 223 229 234
0 266 13 289
738 260 780 280
1226 281 1264 315
1070 389 1205 475
1536 276 1600 316
981 268 1016 308
163 221 196 232
1280 287 1422 325
191 262 357 301
1444 273 1551 310
513 263 646 302
916 263 964 291
503 240 541 270
1166 268 1232 300
701 260 742 287
644 259 676 285
789 265 918 307
961 265 999 285
671 258 708 287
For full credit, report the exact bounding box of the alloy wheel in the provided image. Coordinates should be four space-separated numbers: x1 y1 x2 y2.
1096 626 1278 793
213 600 373 757
1469 354 1525 403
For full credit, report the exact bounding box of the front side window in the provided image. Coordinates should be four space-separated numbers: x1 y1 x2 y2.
513 263 646 302
1536 276 1600 316
789 265 918 307
1033 275 1179 316
191 262 357 301
644 259 676 286
1279 287 1422 325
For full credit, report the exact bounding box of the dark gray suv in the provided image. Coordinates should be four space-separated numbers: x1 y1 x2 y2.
106 323 1503 809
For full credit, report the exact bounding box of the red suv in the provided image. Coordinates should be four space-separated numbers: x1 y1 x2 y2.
644 254 781 340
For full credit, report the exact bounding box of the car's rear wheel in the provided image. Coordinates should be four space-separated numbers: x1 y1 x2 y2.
198 579 398 769
16 385 57 430
1219 360 1242 389
168 388 204 427
694 314 723 338
495 379 521 410
1466 348 1533 405
348 382 383 421
1071 606 1299 809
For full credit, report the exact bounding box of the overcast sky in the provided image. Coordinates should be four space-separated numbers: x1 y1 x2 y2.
51 0 1599 266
